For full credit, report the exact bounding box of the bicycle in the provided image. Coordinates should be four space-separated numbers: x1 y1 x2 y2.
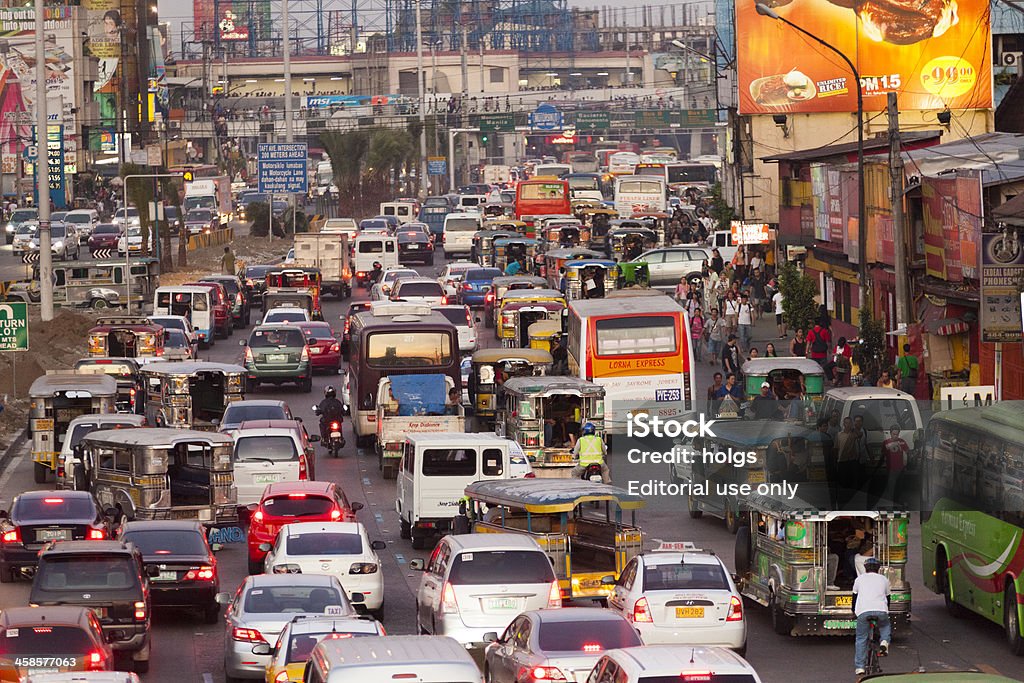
863 615 885 677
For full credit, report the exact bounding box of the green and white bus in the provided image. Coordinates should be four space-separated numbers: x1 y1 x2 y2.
920 403 1024 655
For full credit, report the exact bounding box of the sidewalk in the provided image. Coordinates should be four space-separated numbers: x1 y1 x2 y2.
691 306 792 400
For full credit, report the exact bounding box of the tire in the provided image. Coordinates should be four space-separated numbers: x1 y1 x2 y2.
411 534 427 550
33 462 47 484
770 592 794 636
301 378 313 393
400 519 411 540
426 255 434 266
1005 585 1024 655
203 603 221 625
725 506 740 534
687 495 703 519
938 550 968 618
484 313 494 329
735 526 753 575
90 298 109 310
247 558 263 575
245 379 258 394
0 566 13 583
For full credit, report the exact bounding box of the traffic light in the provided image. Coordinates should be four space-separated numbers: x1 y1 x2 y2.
481 133 489 144
182 170 195 182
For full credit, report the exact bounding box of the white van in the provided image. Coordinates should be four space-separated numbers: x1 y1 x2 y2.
379 201 417 225
442 213 483 258
457 195 487 212
397 433 513 549
820 387 924 455
710 230 738 263
303 635 482 683
352 235 399 287
153 285 214 346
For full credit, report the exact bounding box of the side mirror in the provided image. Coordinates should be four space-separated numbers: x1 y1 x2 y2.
408 559 425 571
215 592 231 605
146 565 160 578
258 542 272 552
211 543 224 552
251 643 272 656
308 435 320 442
349 592 365 604
311 405 320 415
731 573 740 583
600 575 616 586
246 503 259 513
370 540 386 550
483 631 498 643
211 418 220 427
350 502 364 512
475 316 481 323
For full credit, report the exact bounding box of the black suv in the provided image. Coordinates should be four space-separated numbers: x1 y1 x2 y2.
30 540 154 673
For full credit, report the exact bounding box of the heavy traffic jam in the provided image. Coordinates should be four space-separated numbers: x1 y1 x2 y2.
0 158 1020 683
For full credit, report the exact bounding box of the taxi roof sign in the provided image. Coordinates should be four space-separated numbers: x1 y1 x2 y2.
651 541 700 552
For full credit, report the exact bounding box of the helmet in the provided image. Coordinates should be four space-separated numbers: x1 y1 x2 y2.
582 422 596 435
324 386 336 399
864 557 881 569
372 261 382 269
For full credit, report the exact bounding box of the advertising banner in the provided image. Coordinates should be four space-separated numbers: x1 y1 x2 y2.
980 232 1023 343
810 163 829 241
730 221 771 245
736 0 992 114
921 171 981 282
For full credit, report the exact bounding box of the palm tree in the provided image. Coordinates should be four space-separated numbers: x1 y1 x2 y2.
366 128 413 195
320 130 369 215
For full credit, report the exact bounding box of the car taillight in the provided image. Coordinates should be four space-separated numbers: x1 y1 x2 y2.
726 595 743 622
520 666 567 681
440 581 458 614
330 508 342 521
485 291 495 302
232 627 266 643
298 453 308 480
680 673 714 683
244 346 254 364
2 529 20 543
356 271 366 278
300 346 310 362
632 596 653 623
466 311 473 326
462 282 472 290
330 343 340 352
236 292 243 304
86 650 105 671
134 601 147 621
274 671 290 683
524 472 536 478
184 566 216 581
547 580 562 608
350 562 379 574
343 320 350 334
441 295 449 305
581 643 602 653
87 528 106 540
252 508 264 524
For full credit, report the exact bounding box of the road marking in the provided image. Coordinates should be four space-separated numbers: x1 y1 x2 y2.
374 512 384 523
362 477 371 485
394 553 406 564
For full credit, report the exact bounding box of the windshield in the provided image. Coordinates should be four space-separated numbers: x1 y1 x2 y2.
0 626 93 655
36 556 140 592
357 240 387 254
397 282 443 297
75 360 135 376
235 435 298 462
65 213 91 224
568 176 600 191
12 496 94 521
643 562 730 591
448 550 554 585
286 532 362 556
188 210 214 221
265 312 307 324
285 630 377 664
66 421 137 450
537 617 642 652
115 208 139 218
466 268 501 282
366 331 452 368
437 308 469 327
165 329 188 347
50 224 67 239
122 529 207 556
243 585 346 614
849 398 918 431
445 219 479 232
15 224 35 235
519 183 566 201
299 326 335 341
94 224 119 235
618 180 664 194
263 495 334 518
667 165 717 185
223 404 285 424
595 315 677 356
10 209 36 222
250 328 305 348
183 196 215 211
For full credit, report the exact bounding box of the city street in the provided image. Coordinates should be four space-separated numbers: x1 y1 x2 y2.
0 256 1019 683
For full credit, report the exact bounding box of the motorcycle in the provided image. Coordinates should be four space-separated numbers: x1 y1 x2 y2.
311 405 346 457
580 462 604 484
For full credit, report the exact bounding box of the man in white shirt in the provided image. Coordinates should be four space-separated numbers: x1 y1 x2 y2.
852 557 891 675
737 293 754 352
772 288 785 338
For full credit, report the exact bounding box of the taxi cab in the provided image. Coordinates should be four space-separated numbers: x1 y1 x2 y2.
261 614 385 683
606 541 746 654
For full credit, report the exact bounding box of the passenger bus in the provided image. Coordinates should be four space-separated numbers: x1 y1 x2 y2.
566 292 695 432
565 173 606 202
563 151 599 174
533 163 572 178
666 162 718 191
345 301 461 443
514 178 571 221
920 403 1024 654
613 176 668 217
607 152 640 176
633 163 667 181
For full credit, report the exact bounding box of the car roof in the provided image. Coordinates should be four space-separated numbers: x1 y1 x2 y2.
247 573 340 589
227 399 288 408
17 490 95 502
407 433 509 445
295 321 331 328
253 323 305 332
640 551 723 567
120 520 204 533
263 480 333 496
285 615 382 636
39 540 132 555
312 635 475 667
0 605 93 628
396 277 442 286
264 308 308 315
443 532 542 552
606 645 758 678
283 521 363 536
824 387 915 400
525 607 623 624
235 420 304 433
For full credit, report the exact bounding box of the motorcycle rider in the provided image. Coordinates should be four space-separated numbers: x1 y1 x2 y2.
369 261 383 286
316 386 347 447
571 423 610 483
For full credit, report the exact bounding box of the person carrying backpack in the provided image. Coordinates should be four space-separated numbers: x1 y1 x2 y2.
807 323 831 366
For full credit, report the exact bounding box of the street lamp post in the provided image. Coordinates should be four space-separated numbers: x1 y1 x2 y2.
755 3 868 314
414 0 428 200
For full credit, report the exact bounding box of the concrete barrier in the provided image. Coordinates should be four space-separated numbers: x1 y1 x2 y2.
187 227 234 252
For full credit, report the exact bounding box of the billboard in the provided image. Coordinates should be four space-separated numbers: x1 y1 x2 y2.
736 0 992 114
981 232 1024 343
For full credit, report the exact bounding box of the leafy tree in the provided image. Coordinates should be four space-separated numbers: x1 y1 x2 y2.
320 130 369 215
366 128 413 193
708 182 735 233
247 201 283 237
778 261 818 333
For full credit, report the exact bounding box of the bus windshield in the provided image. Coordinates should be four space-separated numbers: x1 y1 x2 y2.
617 180 665 195
595 315 676 356
567 176 600 191
667 164 717 185
367 331 453 367
519 183 566 200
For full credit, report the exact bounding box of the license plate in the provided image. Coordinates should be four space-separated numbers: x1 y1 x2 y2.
408 244 420 249
36 528 70 542
310 347 322 354
487 598 518 610
548 452 573 463
676 606 705 618
254 473 283 484
330 432 341 438
268 354 288 362
655 388 682 402
824 619 857 630
832 595 853 608
154 570 178 581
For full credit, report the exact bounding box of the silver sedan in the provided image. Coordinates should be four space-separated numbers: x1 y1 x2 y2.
218 573 355 681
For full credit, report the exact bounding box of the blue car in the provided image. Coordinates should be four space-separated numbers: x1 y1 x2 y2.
458 267 502 307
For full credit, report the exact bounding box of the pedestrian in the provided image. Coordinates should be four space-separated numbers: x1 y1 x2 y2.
705 270 722 314
748 347 760 359
715 372 743 402
705 309 724 365
732 246 747 284
852 558 891 677
828 336 853 386
877 369 896 389
221 245 235 275
896 343 918 395
690 308 704 362
764 342 778 358
836 416 860 499
710 247 724 275
749 267 766 320
706 371 723 404
772 285 786 338
674 276 690 304
790 328 807 358
737 293 754 352
723 291 740 337
722 334 743 378
807 322 831 365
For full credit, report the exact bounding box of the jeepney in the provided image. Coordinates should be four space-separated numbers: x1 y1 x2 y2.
483 218 528 236
562 259 618 300
465 478 644 601
681 420 828 533
3 258 159 311
375 374 464 480
616 261 651 289
607 226 658 262
261 289 315 319
469 348 553 425
471 229 518 266
86 317 165 362
494 237 543 274
496 376 605 475
735 489 911 636
632 212 669 244
79 428 237 525
28 373 118 484
487 275 549 329
528 320 562 354
543 248 606 289
265 267 322 320
741 358 826 423
141 361 246 430
496 288 566 347
580 208 617 251
542 220 584 251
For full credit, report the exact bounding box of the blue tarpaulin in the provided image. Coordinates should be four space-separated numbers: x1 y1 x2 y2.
389 374 447 416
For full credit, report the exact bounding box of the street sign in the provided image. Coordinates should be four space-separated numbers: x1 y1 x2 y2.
573 111 610 130
478 113 515 132
257 142 309 194
427 157 447 176
92 248 113 260
678 109 717 127
23 145 37 161
21 251 39 264
529 103 562 131
0 302 29 352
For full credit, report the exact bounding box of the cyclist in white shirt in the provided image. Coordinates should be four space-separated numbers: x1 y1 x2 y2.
853 556 891 675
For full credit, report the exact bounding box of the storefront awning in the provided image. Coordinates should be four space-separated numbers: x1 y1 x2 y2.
928 318 970 336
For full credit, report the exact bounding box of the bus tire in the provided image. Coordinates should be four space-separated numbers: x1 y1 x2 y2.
938 549 967 618
33 462 47 484
1005 584 1024 655
90 298 109 310
400 519 411 540
725 506 740 534
735 526 752 575
770 592 794 636
687 495 702 519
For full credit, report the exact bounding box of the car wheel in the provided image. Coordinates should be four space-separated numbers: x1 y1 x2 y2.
411 534 427 550
244 379 258 394
938 549 968 618
90 298 109 310
33 462 48 484
1005 584 1024 655
687 495 703 519
134 659 149 674
770 591 794 636
301 378 313 393
371 604 384 621
725 507 740 534
400 519 411 540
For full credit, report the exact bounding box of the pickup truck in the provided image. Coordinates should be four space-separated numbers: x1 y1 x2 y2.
293 232 351 298
376 374 463 480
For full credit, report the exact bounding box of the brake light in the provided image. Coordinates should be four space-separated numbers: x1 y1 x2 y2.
2 529 21 543
521 665 567 681
632 596 653 623
330 508 342 521
274 671 290 683
441 295 449 305
86 650 105 671
236 292 243 304
485 292 495 302
287 493 307 498
244 346 254 364
232 627 266 643
252 508 264 523
87 528 106 540
356 271 366 278
726 595 743 622
440 581 458 614
681 673 713 683
43 498 64 504
298 453 308 481
133 601 147 621
184 566 216 581
330 421 340 430
582 643 602 653
330 343 340 352
300 346 310 362
462 282 472 290
466 310 473 326
547 580 562 608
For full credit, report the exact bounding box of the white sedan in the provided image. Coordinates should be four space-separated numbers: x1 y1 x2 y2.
607 542 747 654
262 521 387 619
262 306 312 324
438 261 477 297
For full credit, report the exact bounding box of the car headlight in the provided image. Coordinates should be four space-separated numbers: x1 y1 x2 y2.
52 241 63 250
4 223 12 232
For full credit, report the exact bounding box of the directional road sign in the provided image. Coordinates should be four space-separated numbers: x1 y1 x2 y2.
257 142 309 194
0 302 29 351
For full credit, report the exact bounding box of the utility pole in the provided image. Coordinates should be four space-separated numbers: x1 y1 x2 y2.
35 0 52 321
888 92 910 329
415 0 428 200
460 24 469 100
282 0 294 143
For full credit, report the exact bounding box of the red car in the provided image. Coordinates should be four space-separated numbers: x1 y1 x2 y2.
88 223 121 255
185 281 232 339
245 481 362 575
295 321 341 374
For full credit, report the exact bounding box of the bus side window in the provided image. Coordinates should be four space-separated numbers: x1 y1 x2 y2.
113 268 123 285
54 269 66 287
